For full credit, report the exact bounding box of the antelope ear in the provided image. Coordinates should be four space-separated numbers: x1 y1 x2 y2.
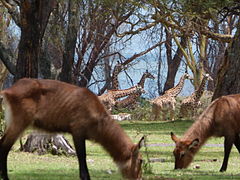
171 132 179 143
188 138 200 150
132 136 145 156
138 136 145 149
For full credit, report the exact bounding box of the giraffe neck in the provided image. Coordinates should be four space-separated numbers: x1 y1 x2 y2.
112 64 122 89
138 74 147 88
167 75 186 97
111 86 141 99
194 77 207 102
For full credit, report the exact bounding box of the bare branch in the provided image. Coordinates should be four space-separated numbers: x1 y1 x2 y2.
116 22 157 37
122 40 166 66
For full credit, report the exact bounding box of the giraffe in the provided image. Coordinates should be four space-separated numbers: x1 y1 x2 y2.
111 62 124 90
151 73 191 121
179 73 213 118
150 94 176 121
99 85 144 111
164 73 191 97
116 70 155 109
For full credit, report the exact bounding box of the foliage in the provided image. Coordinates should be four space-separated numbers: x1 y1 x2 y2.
180 0 234 14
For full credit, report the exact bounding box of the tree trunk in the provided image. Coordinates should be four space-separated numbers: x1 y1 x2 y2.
59 0 79 83
163 31 187 92
212 21 240 100
15 0 56 81
11 0 75 156
21 133 75 156
39 43 51 78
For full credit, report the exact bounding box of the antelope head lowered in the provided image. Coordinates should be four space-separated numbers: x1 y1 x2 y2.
171 132 200 169
171 93 240 172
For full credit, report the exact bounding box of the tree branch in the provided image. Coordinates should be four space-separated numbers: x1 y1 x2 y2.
152 13 233 43
116 22 157 37
122 40 166 66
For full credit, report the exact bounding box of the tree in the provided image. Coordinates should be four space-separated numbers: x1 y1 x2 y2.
0 0 77 156
15 0 56 81
163 29 187 92
150 0 235 91
212 2 240 99
59 0 79 83
213 19 240 100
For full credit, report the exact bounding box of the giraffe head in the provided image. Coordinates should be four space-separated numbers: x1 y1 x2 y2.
138 70 155 88
183 73 191 80
115 61 124 72
145 70 155 80
203 73 213 81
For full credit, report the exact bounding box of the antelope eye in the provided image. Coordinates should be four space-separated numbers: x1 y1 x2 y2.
173 150 177 156
180 151 185 158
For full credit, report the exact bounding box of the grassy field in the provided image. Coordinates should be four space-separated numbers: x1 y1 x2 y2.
6 119 240 180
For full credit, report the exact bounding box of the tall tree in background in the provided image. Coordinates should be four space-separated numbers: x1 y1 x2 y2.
1 0 239 95
213 18 240 100
0 0 77 155
59 0 79 83
15 0 56 81
163 29 187 92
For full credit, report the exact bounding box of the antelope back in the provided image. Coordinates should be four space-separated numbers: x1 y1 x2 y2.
2 78 106 133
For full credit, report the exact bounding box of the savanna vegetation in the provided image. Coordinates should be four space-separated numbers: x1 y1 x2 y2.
5 109 240 180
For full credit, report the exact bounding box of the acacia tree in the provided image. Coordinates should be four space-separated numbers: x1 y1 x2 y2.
0 0 164 154
149 0 235 91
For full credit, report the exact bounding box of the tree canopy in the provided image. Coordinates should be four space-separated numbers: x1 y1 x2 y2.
0 0 239 97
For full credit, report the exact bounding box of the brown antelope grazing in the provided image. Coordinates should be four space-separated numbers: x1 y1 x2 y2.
0 78 144 180
171 94 240 172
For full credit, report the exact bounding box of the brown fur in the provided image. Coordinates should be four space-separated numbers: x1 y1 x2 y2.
171 94 240 172
0 78 144 180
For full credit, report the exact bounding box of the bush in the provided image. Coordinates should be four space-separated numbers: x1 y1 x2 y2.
113 98 152 121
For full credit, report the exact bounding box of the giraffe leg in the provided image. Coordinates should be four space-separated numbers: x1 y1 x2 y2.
151 104 160 121
183 109 188 119
179 106 185 118
170 103 175 121
161 110 165 121
170 109 175 121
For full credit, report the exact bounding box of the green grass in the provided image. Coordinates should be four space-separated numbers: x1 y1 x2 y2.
6 120 240 180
